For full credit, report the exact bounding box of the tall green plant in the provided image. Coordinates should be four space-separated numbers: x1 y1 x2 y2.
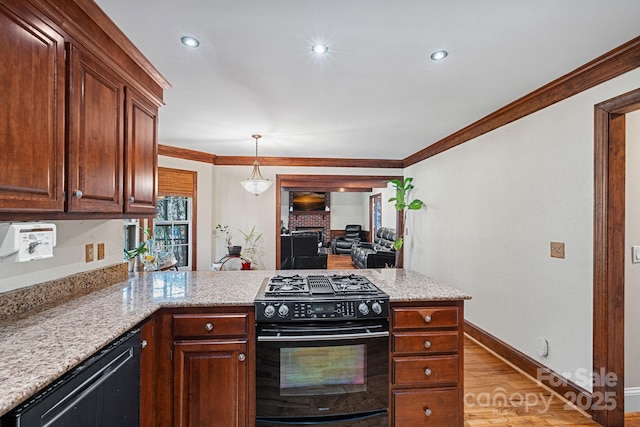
388 177 424 250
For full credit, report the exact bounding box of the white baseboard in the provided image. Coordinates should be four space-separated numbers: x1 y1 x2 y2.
625 387 640 413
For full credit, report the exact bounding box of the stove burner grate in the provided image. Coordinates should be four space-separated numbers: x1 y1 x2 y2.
328 274 379 294
265 275 309 295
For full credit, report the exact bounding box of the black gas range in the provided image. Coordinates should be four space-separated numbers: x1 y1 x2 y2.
254 273 389 322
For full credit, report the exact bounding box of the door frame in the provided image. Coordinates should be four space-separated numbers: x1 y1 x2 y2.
593 87 640 426
369 193 382 243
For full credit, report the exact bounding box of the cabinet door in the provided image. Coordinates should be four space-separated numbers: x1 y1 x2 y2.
67 44 124 213
174 339 248 427
0 3 65 213
125 87 158 215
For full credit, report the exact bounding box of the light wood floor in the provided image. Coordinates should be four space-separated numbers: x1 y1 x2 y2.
465 336 640 426
327 253 355 270
326 257 640 425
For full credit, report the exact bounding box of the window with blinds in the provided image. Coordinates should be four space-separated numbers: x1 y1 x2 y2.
154 168 197 270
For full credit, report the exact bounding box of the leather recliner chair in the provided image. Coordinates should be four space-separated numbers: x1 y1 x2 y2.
331 225 362 254
351 227 397 268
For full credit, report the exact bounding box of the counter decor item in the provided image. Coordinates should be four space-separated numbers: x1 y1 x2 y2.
124 241 147 272
240 225 264 269
388 177 424 251
216 224 242 256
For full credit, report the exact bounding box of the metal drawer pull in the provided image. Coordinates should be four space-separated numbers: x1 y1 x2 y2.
425 408 432 417
73 190 83 199
424 315 432 323
205 322 214 331
424 340 432 348
238 353 246 361
424 368 432 376
141 340 148 349
129 196 135 203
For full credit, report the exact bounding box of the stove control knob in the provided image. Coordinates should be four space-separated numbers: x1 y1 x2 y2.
278 304 290 317
358 302 369 316
371 302 382 315
264 304 276 318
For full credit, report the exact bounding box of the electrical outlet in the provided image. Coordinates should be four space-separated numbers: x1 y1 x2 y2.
550 242 565 259
85 243 94 263
97 243 105 260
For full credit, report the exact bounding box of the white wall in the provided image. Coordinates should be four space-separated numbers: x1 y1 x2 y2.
330 192 368 230
158 155 215 272
380 183 398 229
625 110 640 409
0 220 124 294
404 67 640 391
213 166 402 269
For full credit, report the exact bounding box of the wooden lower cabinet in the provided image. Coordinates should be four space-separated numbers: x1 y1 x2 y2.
393 389 459 426
390 301 464 427
140 318 156 427
173 339 248 427
155 307 255 427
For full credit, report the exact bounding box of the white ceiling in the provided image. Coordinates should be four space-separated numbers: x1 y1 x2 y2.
95 0 640 160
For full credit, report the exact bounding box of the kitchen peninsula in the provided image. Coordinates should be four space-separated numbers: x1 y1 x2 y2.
0 268 470 426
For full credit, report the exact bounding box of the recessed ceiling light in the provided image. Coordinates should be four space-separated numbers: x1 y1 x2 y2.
311 44 329 55
430 50 448 61
181 36 200 48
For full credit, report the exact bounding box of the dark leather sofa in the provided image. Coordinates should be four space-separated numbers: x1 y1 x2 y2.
281 231 327 269
351 227 397 269
330 224 362 254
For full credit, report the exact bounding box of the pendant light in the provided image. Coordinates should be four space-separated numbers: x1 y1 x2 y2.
240 134 272 195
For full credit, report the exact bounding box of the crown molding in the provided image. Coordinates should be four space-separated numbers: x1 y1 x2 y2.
404 35 640 167
158 145 216 164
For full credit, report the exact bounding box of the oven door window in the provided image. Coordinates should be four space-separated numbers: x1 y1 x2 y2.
280 344 366 396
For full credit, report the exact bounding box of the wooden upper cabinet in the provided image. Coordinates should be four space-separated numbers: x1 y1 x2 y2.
67 44 125 213
0 3 65 213
125 87 158 215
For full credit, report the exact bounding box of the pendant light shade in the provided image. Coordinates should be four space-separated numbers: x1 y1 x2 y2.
240 134 272 196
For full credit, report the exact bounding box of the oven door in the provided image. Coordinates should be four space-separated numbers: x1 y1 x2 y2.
256 320 389 423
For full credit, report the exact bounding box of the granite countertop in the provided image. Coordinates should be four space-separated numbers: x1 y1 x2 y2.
0 268 470 417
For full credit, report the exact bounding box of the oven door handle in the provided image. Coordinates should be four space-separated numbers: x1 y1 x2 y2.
257 331 389 342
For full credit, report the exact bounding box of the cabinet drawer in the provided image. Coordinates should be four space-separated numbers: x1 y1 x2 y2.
172 313 249 338
393 389 458 426
393 355 459 386
392 331 458 354
392 306 458 329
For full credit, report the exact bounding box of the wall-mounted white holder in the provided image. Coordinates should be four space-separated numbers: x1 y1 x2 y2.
0 223 57 262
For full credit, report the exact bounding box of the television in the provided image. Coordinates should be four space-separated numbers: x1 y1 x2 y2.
291 192 327 211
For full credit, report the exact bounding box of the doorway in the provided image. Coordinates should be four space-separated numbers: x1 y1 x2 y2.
275 174 402 269
593 87 640 426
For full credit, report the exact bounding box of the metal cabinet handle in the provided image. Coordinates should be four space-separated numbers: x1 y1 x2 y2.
129 196 135 203
424 340 432 349
73 190 83 199
424 314 432 323
425 408 432 417
141 340 148 349
205 322 214 331
424 368 432 376
238 353 246 362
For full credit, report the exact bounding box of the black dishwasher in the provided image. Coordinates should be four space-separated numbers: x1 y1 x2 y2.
1 328 141 427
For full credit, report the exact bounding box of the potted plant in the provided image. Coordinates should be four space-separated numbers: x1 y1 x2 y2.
388 177 424 251
123 227 152 272
240 226 264 270
216 224 242 255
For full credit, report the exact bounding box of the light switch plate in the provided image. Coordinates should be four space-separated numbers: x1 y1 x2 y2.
550 242 565 259
633 246 640 264
85 244 94 263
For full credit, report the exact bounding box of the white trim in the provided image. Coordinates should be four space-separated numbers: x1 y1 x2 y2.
625 387 640 413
